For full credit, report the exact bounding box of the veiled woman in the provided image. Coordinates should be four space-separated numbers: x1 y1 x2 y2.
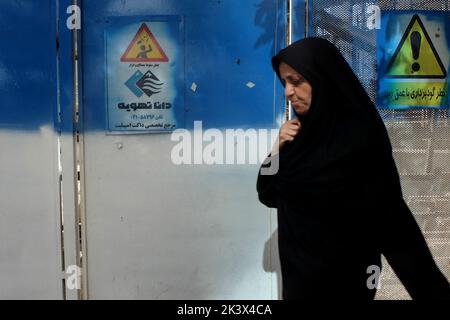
257 38 450 300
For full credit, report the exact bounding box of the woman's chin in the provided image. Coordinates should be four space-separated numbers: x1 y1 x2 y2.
294 107 308 116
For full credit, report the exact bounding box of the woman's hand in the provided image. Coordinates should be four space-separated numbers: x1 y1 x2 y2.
272 118 302 155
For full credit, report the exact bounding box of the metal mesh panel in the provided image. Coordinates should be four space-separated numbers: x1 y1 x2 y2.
309 0 450 300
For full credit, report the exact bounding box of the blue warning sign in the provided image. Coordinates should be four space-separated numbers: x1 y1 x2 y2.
377 11 450 110
105 16 184 132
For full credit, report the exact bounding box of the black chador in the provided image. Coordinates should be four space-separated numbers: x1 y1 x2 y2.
257 38 450 300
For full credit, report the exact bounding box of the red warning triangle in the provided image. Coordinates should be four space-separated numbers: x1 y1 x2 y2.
120 23 169 62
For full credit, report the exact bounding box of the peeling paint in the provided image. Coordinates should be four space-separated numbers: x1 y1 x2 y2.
246 81 255 88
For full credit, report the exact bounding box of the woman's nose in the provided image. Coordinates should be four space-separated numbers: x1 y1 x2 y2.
284 84 294 98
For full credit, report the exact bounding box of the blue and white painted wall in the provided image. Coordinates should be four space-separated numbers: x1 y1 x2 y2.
0 0 289 299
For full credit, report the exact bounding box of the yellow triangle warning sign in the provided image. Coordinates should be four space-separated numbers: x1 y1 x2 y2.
387 14 446 78
120 23 169 62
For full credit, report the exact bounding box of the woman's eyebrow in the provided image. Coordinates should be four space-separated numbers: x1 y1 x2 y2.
285 74 304 81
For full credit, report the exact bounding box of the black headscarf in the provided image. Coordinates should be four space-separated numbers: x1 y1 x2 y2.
271 37 402 204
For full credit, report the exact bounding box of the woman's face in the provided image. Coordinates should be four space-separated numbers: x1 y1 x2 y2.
279 62 313 116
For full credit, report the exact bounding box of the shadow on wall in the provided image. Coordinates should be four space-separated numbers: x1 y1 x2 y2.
292 0 305 39
254 0 284 54
255 0 284 300
263 229 282 299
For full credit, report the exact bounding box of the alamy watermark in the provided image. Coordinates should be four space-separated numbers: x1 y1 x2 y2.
64 4 380 31
65 265 81 290
367 265 382 290
66 5 81 30
352 4 381 30
170 121 280 175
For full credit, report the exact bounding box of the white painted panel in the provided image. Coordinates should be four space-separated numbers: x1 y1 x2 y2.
83 132 279 299
0 127 62 299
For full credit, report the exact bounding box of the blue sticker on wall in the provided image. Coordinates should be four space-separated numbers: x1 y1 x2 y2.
105 16 184 132
377 11 450 110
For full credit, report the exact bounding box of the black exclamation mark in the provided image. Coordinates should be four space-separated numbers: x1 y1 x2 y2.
411 31 422 72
